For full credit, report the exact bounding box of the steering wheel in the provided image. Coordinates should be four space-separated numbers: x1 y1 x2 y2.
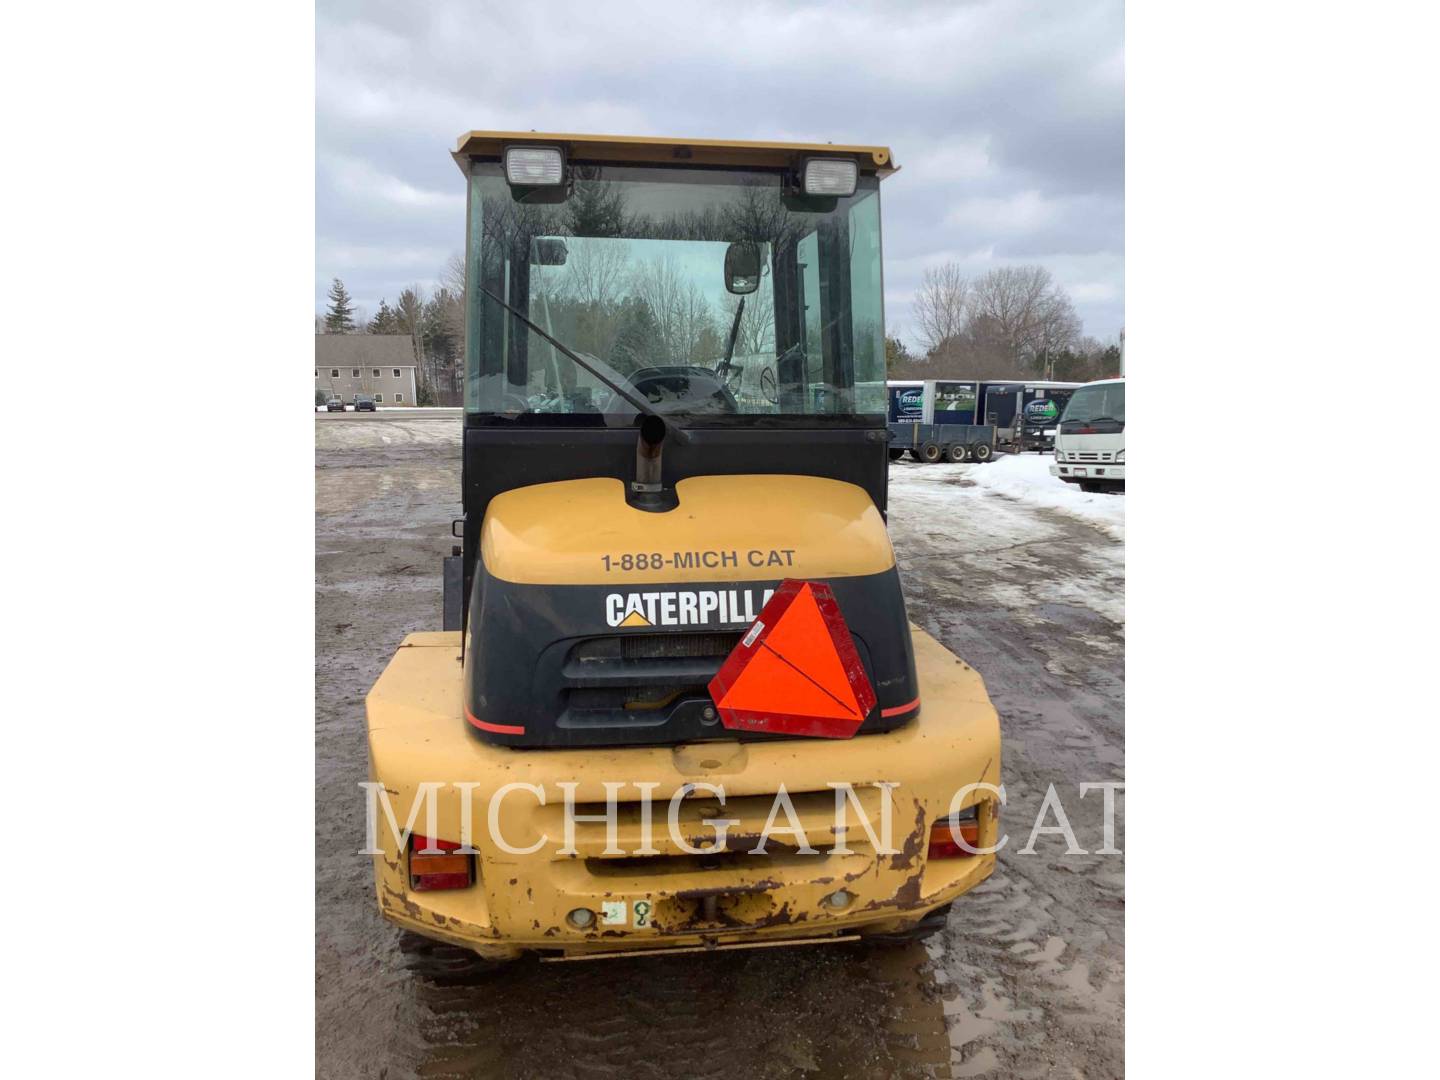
759 367 778 404
627 368 739 414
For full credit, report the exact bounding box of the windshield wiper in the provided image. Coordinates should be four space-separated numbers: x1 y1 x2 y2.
477 285 690 443
717 296 745 377
1064 415 1121 426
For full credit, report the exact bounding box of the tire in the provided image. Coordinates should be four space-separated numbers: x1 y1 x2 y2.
888 448 905 461
397 930 512 985
919 442 942 464
908 448 926 462
945 442 967 463
970 442 993 463
862 902 953 946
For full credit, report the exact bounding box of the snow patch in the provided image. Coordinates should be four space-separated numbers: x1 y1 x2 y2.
886 456 1124 629
889 454 1124 540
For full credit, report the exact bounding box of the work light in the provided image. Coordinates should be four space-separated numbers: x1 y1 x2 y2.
802 157 858 197
505 145 565 186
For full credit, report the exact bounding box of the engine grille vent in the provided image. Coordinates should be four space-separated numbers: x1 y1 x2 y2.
570 632 743 664
558 632 745 727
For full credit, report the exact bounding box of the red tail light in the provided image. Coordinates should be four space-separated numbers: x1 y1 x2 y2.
408 833 474 891
927 816 981 860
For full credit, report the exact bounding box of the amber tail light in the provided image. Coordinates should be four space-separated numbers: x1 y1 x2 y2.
408 834 474 891
927 810 981 860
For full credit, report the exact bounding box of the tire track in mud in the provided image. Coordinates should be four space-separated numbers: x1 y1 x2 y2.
406 943 967 1080
887 461 1124 1077
316 428 1123 1078
316 421 464 1079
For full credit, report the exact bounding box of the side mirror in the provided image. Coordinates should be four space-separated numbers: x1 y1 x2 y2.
724 242 761 294
534 238 568 266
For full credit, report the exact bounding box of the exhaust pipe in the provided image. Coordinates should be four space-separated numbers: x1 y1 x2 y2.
633 415 666 493
629 415 676 512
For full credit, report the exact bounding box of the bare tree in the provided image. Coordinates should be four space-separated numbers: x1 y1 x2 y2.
948 314 1034 380
721 285 775 358
912 264 972 354
629 256 719 363
442 252 466 297
968 265 1080 373
556 238 631 310
1031 290 1083 378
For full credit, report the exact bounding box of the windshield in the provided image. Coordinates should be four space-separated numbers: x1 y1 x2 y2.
1060 382 1126 429
464 162 886 422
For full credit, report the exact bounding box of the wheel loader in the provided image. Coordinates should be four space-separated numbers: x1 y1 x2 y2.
365 131 1002 975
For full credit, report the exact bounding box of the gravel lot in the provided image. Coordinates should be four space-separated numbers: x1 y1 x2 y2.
316 415 1124 1079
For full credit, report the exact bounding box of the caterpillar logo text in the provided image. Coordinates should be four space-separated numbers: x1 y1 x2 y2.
606 587 777 628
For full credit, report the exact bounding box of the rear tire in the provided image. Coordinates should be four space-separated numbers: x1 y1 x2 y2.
398 930 512 985
919 442 942 464
970 442 993 463
945 442 967 463
862 902 953 946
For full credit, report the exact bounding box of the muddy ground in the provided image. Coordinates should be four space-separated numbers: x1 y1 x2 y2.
317 415 1124 1079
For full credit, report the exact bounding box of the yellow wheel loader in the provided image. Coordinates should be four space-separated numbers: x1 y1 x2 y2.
365 131 1002 975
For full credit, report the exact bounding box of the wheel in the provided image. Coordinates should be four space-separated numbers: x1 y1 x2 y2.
945 442 967 463
862 902 953 946
970 442 993 463
919 442 942 464
888 448 905 461
397 930 512 985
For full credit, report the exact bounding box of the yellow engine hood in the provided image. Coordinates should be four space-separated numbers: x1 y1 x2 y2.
480 474 896 586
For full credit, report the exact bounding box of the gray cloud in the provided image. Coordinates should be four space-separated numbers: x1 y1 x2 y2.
317 0 1123 346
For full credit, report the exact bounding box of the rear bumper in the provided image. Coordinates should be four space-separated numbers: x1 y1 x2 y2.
365 627 1001 959
1051 462 1125 482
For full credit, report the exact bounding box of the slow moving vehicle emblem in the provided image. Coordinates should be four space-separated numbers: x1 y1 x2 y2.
708 579 876 739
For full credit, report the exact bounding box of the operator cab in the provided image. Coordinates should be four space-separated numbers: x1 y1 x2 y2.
451 133 899 619
449 133 913 748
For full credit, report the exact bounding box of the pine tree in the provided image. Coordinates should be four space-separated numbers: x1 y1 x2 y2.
324 278 357 333
566 168 629 237
367 299 399 335
609 297 664 375
394 288 424 345
885 336 912 375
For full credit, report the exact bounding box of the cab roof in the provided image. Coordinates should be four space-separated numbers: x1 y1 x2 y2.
453 130 897 177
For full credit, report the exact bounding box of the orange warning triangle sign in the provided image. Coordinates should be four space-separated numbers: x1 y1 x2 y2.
721 586 861 718
708 580 877 739
718 638 859 719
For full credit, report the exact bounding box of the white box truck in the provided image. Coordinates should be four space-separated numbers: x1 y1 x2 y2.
1050 377 1125 492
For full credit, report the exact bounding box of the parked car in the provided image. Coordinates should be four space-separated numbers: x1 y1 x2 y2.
354 394 377 412
325 396 346 412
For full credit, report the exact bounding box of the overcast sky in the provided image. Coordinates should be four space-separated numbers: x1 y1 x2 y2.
317 0 1123 350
